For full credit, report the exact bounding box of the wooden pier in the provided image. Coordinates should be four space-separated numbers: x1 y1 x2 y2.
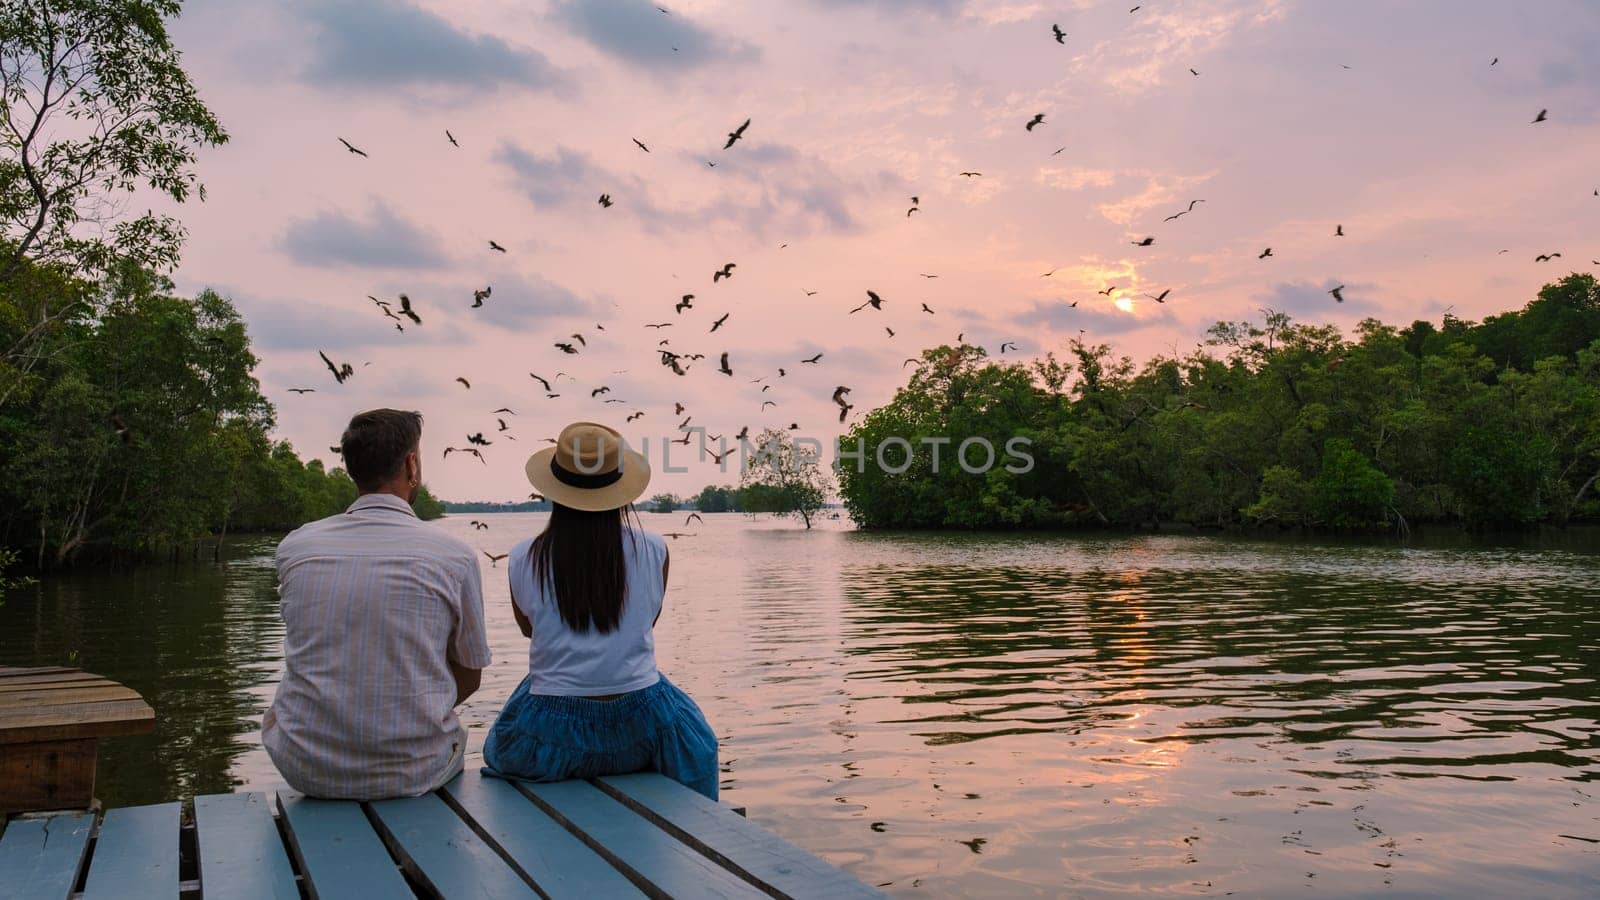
0 667 882 898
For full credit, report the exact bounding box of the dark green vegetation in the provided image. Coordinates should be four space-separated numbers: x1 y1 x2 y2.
741 428 830 528
841 275 1600 532
0 2 434 567
443 499 552 513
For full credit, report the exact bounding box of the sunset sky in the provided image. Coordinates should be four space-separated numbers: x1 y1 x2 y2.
157 0 1600 500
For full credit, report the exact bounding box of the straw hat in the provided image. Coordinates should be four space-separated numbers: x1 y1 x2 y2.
525 421 651 511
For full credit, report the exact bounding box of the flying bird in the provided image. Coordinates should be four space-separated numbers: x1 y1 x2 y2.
1145 289 1171 303
319 350 353 384
1335 224 1345 236
1025 113 1045 131
1051 24 1066 43
1329 285 1346 303
555 342 578 354
850 290 884 313
685 513 704 525
1532 109 1548 123
921 303 935 314
801 353 823 364
724 118 751 149
1000 341 1018 354
471 286 491 308
1258 247 1274 259
598 193 613 208
713 263 736 282
483 551 508 567
338 137 367 157
646 322 672 328
398 294 421 324
455 377 471 389
489 240 507 252
1535 252 1562 262
445 130 458 147
676 294 695 313
627 411 644 422
1132 236 1155 247
958 171 982 177
632 138 650 153
467 432 491 446
1097 285 1117 296
592 386 610 397
711 312 730 332
529 373 551 391
718 352 733 376
885 326 895 337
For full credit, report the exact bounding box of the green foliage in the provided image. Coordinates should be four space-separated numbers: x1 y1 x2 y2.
691 484 743 513
0 260 365 564
841 275 1600 533
1 0 228 403
646 493 680 514
0 546 32 603
741 428 829 528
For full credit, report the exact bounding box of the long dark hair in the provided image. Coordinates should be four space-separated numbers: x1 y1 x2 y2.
530 502 639 633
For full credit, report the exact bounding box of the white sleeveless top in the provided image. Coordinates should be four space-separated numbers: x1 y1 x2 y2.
508 527 666 696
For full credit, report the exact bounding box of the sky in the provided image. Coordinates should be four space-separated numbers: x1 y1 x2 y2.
153 0 1600 501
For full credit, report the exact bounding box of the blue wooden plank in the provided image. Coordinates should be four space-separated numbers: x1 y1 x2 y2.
0 811 93 900
275 792 411 900
193 792 300 900
82 802 180 900
598 775 882 899
517 780 767 899
367 790 536 898
440 770 645 900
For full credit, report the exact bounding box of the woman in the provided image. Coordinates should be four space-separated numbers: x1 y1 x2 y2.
484 421 719 799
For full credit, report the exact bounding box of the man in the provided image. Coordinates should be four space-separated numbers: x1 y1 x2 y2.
263 409 490 799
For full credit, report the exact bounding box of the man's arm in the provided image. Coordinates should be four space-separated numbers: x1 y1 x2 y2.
448 656 481 706
448 552 493 707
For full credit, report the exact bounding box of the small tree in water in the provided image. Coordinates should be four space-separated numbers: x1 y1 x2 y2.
740 428 829 529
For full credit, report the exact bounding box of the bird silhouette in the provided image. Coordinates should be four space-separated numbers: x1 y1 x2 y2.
633 138 650 153
1132 236 1155 247
710 312 729 332
1025 113 1045 131
677 294 695 313
497 419 511 431
1535 252 1562 262
646 322 672 329
471 286 491 308
1335 224 1345 236
319 350 353 384
959 171 982 177
1097 285 1117 296
1145 289 1171 303
470 520 488 530
288 387 315 394
483 551 508 567
724 118 751 150
1259 247 1274 259
467 432 491 446
1000 341 1018 354
1051 24 1066 43
455 377 471 389
885 326 895 337
446 130 458 147
719 352 733 376
555 342 578 354
685 513 704 525
1329 285 1346 303
529 373 551 391
761 400 776 410
591 386 610 397
338 137 367 157
598 193 613 208
921 303 935 314
627 411 644 422
713 263 736 282
849 290 884 313
398 294 421 324
1533 109 1548 123
493 407 516 415
489 240 507 252
801 353 823 364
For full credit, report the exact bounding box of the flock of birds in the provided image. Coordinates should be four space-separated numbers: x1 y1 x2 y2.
283 9 1585 554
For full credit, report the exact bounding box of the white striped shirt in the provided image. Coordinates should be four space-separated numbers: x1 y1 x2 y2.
263 493 491 799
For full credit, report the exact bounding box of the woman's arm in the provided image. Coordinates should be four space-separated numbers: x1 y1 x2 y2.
654 546 669 627
511 584 532 638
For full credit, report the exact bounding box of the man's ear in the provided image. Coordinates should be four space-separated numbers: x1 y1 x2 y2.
408 450 421 484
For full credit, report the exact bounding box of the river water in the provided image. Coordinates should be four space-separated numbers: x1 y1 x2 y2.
2 513 1598 897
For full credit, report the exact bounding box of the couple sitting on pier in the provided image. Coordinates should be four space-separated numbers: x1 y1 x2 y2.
260 409 719 801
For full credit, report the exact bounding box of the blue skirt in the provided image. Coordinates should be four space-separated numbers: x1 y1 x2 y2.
483 673 720 800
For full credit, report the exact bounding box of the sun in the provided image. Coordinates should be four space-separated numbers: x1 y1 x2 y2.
1114 296 1136 313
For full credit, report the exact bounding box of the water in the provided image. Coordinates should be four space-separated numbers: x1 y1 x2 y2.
3 514 1598 897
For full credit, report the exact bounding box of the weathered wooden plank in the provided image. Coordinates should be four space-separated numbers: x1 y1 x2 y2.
0 672 105 691
193 792 300 900
367 790 535 898
0 811 94 900
275 791 411 900
599 775 882 899
0 685 143 708
81 802 181 900
0 699 155 744
517 780 767 899
0 738 97 813
440 770 644 899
